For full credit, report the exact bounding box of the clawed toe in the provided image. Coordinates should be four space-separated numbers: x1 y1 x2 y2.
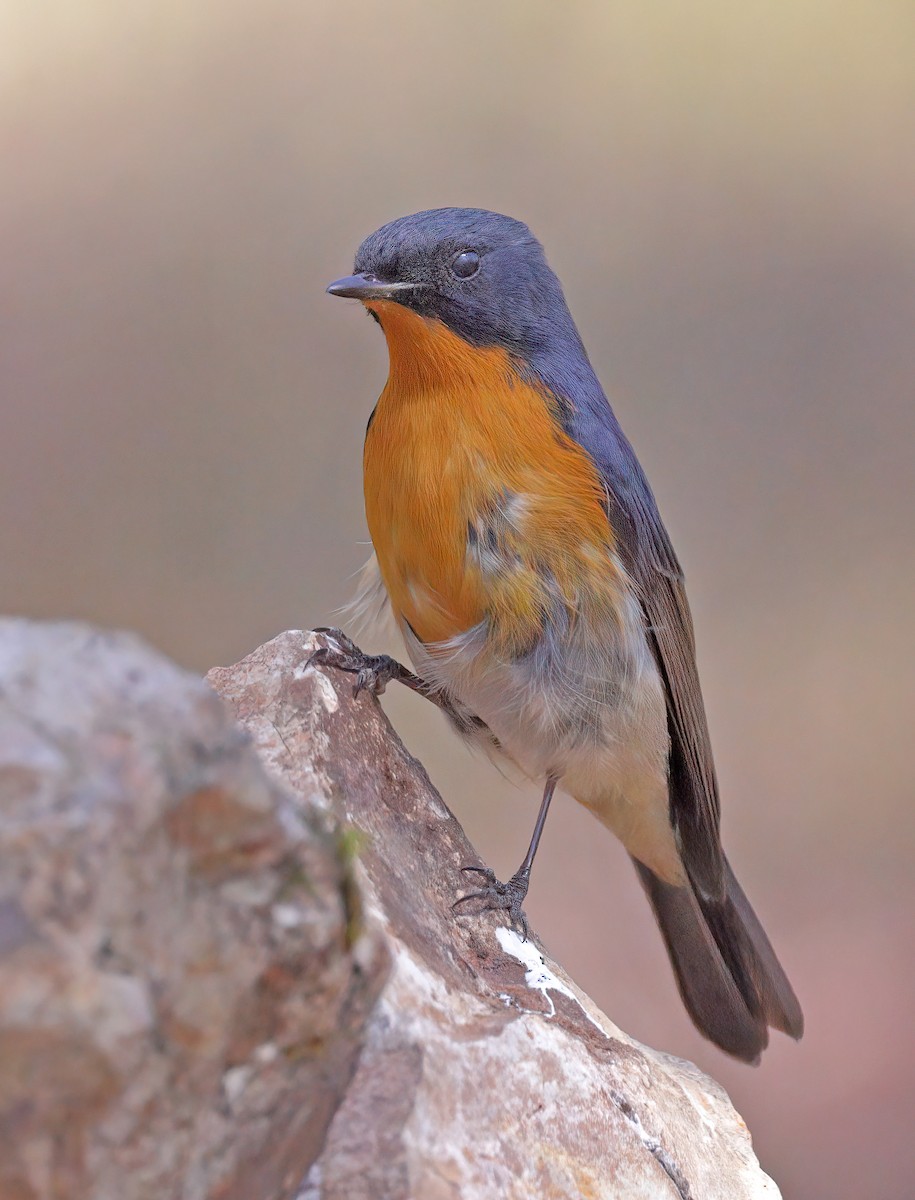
312 626 358 653
452 865 531 939
459 865 497 881
354 663 390 697
307 630 400 698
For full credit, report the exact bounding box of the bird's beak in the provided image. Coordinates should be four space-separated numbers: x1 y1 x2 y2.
326 272 425 302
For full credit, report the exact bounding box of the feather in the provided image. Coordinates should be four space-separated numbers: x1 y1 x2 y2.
551 375 725 899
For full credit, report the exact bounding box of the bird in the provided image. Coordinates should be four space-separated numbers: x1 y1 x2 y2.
319 206 803 1063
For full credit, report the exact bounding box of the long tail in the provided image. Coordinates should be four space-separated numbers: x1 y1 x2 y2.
633 855 804 1063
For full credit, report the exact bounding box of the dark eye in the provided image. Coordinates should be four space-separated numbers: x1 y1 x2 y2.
451 249 480 279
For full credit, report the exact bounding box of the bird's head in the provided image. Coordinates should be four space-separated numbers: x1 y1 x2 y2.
327 207 579 361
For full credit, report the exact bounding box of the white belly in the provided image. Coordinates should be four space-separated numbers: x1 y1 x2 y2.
402 583 685 884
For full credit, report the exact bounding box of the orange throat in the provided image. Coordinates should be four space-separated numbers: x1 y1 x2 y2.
362 301 617 648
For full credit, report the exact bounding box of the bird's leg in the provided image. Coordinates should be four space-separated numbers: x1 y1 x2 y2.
453 775 558 940
309 627 449 708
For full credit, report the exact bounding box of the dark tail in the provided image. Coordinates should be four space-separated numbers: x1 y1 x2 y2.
633 856 804 1063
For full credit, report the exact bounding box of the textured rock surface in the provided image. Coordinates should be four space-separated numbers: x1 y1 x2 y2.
0 620 386 1200
210 630 782 1200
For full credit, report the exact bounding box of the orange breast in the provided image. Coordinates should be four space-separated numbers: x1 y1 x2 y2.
363 301 621 649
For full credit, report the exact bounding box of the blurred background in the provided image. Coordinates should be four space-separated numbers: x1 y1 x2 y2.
2 2 913 1195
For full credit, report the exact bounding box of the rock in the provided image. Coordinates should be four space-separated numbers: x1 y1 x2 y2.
0 620 387 1200
0 619 782 1198
210 630 782 1200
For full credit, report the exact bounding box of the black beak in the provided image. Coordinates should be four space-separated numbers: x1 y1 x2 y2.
326 272 425 301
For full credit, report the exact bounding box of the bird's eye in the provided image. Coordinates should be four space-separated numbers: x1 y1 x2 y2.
451 250 480 279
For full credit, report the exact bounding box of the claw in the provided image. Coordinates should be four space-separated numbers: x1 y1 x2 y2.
355 666 386 697
451 888 493 909
306 631 402 699
312 627 360 655
451 864 531 940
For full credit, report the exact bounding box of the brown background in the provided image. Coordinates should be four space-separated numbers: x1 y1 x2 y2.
2 3 913 1196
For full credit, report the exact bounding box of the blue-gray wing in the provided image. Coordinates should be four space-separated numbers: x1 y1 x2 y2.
565 392 726 900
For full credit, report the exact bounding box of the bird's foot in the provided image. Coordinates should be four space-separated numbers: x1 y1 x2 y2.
452 865 532 940
309 627 406 697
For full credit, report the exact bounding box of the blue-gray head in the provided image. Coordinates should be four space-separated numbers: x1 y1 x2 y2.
327 207 582 358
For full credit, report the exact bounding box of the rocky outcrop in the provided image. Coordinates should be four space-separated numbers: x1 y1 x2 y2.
0 620 386 1200
0 619 781 1199
211 630 782 1200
